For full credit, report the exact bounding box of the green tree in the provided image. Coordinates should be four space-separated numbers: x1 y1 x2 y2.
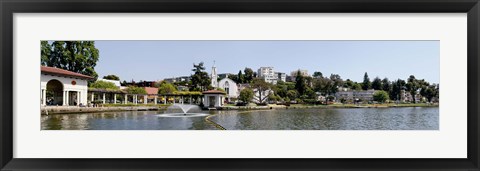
251 78 272 103
352 82 362 90
41 41 51 66
295 70 308 97
391 79 406 101
103 75 120 81
286 90 298 100
406 75 419 103
41 41 100 81
237 70 245 83
362 72 371 90
371 77 382 90
244 67 254 83
158 82 177 94
89 80 118 90
190 62 211 91
343 79 354 88
381 78 391 92
273 81 288 98
125 86 147 94
305 88 316 99
313 71 323 78
373 90 390 103
239 88 254 103
330 74 343 95
313 76 334 96
422 84 437 102
228 74 239 83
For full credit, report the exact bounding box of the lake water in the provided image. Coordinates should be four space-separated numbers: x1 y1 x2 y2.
41 107 439 130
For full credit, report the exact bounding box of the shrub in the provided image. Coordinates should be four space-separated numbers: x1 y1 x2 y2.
90 80 118 90
373 90 390 103
239 88 254 103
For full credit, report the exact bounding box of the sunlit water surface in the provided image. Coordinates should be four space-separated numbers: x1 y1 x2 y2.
41 107 438 130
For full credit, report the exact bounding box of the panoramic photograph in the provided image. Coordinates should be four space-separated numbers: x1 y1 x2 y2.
40 40 439 130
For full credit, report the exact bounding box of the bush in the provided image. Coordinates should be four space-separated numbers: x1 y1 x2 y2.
295 98 303 103
239 88 254 103
256 102 268 106
373 90 390 103
125 86 147 94
303 99 319 104
90 80 118 90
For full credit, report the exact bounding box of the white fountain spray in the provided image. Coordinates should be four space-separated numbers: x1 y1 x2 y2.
158 104 209 117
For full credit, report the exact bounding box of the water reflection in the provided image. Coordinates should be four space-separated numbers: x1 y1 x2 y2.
41 107 439 130
41 110 217 130
210 107 439 130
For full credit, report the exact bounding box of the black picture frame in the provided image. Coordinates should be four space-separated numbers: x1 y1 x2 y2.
1 0 479 170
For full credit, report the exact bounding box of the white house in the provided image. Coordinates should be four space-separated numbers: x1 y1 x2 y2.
218 77 239 101
41 66 94 106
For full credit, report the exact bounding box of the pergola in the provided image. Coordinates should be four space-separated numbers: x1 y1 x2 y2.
159 91 203 105
87 88 204 105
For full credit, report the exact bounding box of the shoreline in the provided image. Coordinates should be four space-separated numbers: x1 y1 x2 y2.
41 103 439 115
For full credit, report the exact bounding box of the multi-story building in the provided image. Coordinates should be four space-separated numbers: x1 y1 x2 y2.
257 67 277 84
275 72 286 82
335 88 377 102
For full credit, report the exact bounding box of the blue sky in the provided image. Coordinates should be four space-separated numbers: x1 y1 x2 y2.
94 40 439 84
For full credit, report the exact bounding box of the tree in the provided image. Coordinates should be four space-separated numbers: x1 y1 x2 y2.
329 74 343 95
313 71 323 78
89 80 118 90
239 88 254 103
420 82 438 103
41 41 51 66
158 82 177 94
362 72 371 90
406 75 419 103
352 82 362 91
103 75 120 81
371 77 382 90
381 78 391 92
305 88 316 99
228 74 239 83
125 86 147 94
391 79 406 101
251 78 272 103
273 81 288 98
373 90 390 103
190 62 211 91
244 67 254 83
237 70 245 83
344 79 354 88
295 70 308 97
287 90 298 100
313 76 334 96
41 41 100 81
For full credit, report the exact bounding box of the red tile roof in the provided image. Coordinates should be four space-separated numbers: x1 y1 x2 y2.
144 87 159 95
202 90 226 94
41 66 94 80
